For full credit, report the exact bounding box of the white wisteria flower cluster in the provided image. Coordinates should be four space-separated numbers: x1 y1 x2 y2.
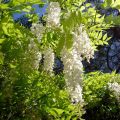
72 24 94 62
61 25 94 103
30 23 45 70
31 22 45 42
28 40 42 70
108 82 120 101
43 47 55 73
61 47 83 103
46 2 61 27
30 2 61 72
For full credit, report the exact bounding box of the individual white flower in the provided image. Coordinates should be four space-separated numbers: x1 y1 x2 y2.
46 2 61 27
31 22 45 42
43 47 54 73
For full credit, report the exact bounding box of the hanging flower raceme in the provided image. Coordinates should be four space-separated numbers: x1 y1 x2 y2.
27 40 42 70
61 47 84 103
29 2 60 72
29 22 45 70
41 2 60 72
31 22 45 42
43 47 55 73
61 24 95 103
72 24 94 62
46 2 61 27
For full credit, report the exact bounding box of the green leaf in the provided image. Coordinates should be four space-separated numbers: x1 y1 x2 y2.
103 34 107 41
48 109 57 118
56 37 64 55
85 3 91 7
9 64 16 68
23 6 32 12
2 25 10 36
0 52 4 65
52 108 64 115
0 4 9 9
0 39 5 44
97 32 103 40
66 33 73 50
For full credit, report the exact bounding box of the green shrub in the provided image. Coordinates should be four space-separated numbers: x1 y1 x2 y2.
0 71 84 120
83 72 120 120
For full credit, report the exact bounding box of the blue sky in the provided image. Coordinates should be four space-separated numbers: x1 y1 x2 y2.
13 4 48 20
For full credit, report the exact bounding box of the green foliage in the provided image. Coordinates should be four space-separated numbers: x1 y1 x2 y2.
83 72 120 120
0 1 85 116
101 0 120 9
99 0 120 26
1 0 120 120
105 15 120 25
83 72 115 107
40 0 112 54
0 71 84 120
48 0 85 10
0 0 44 11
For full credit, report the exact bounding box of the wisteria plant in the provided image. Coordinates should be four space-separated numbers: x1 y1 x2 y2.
0 0 118 119
31 0 111 102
